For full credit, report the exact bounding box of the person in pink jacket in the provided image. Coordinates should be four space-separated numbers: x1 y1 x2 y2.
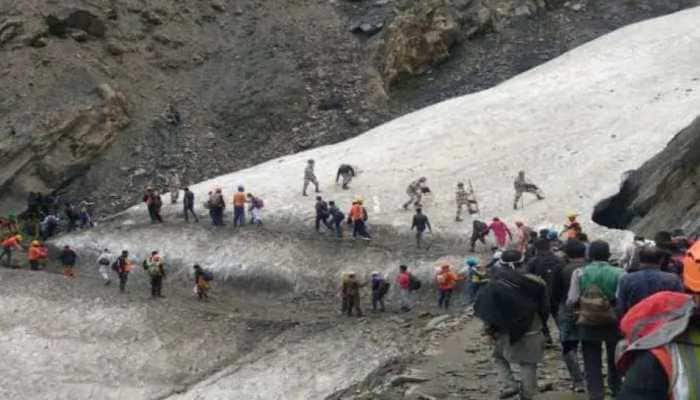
487 217 512 249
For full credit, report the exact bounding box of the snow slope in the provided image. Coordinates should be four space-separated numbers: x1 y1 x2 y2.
50 6 700 400
61 6 700 282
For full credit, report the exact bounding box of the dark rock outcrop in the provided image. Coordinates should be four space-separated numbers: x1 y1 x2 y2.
593 116 700 237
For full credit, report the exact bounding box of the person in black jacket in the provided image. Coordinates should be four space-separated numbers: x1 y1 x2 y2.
59 245 78 278
411 208 432 248
475 250 548 400
315 196 333 233
469 219 489 252
526 239 564 344
328 201 345 238
335 164 356 190
183 187 198 223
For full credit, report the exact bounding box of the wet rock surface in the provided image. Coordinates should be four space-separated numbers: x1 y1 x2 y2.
593 115 700 237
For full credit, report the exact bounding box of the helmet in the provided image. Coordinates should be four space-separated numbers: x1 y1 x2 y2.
31 240 40 246
547 230 559 240
465 257 478 266
683 242 700 292
15 235 23 242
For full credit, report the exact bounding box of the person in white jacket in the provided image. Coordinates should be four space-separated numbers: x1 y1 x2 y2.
96 249 114 286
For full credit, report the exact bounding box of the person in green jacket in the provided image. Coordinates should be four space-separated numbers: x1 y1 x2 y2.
566 240 624 400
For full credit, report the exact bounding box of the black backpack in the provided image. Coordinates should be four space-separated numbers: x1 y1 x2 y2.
202 270 214 281
379 281 390 296
408 274 421 291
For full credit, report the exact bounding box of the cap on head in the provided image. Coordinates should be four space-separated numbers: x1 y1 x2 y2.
15 235 23 241
567 212 578 219
500 250 524 267
31 240 40 246
547 230 559 241
465 257 479 266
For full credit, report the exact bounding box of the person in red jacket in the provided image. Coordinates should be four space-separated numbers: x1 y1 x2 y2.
617 241 700 399
396 264 414 312
486 217 512 249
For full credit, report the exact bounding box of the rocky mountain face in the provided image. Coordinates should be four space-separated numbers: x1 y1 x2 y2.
593 116 700 237
1 0 698 216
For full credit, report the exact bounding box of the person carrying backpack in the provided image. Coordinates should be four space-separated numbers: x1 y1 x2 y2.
347 199 370 240
461 257 486 306
566 240 623 400
144 251 166 299
113 250 133 293
616 240 700 399
396 264 418 312
315 196 333 233
193 264 212 301
474 250 548 400
371 272 389 312
1 234 23 268
341 272 366 317
328 201 345 238
246 193 263 225
526 239 564 344
96 248 113 286
208 188 225 226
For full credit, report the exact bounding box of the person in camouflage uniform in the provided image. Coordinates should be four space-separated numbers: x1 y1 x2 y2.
303 159 320 196
455 182 478 222
402 177 427 210
513 170 544 210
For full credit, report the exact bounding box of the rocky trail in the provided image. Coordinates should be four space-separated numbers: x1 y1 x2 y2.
0 254 593 400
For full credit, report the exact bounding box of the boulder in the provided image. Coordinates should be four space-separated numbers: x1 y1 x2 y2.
0 19 23 47
45 10 106 38
0 84 129 212
378 0 460 87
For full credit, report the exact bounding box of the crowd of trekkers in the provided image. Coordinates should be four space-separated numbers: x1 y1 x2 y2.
3 160 700 400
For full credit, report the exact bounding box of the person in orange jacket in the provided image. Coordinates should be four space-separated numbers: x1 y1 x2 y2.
436 264 460 310
232 186 247 227
347 199 371 240
28 240 48 271
1 234 23 268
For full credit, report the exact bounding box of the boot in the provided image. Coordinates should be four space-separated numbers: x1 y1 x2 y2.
562 351 584 392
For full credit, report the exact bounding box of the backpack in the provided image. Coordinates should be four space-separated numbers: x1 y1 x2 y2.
153 196 162 208
362 207 368 222
202 270 214 281
408 274 421 291
378 281 390 296
332 209 345 221
111 259 120 272
576 284 617 326
254 198 264 209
